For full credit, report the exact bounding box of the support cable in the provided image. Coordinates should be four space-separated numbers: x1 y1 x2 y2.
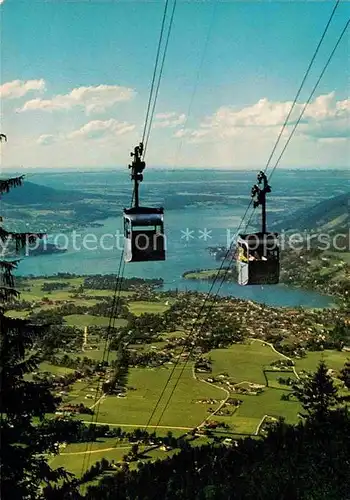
173 0 218 166
263 0 341 175
267 17 349 183
142 0 171 146
147 13 349 433
143 0 177 159
80 188 134 476
80 252 125 477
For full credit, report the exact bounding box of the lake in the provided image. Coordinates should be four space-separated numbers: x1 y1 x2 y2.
15 168 348 308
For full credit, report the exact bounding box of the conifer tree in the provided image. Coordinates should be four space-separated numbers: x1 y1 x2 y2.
0 137 75 499
340 360 350 389
292 360 338 422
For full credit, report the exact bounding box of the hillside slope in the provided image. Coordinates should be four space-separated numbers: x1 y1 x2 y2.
272 192 349 232
3 181 96 205
1 181 119 232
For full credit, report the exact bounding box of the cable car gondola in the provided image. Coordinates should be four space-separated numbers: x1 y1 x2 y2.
236 172 279 285
123 143 166 263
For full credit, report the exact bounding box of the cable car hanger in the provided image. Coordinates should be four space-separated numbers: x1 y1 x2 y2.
123 142 165 263
236 171 280 286
129 142 146 208
251 170 271 234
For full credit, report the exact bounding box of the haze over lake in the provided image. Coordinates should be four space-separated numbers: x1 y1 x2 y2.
14 168 349 308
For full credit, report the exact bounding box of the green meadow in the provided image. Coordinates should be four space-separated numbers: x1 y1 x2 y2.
12 277 349 478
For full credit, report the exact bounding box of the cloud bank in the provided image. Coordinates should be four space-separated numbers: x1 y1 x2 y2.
154 112 186 128
37 119 135 146
0 79 46 99
19 84 136 114
176 92 349 143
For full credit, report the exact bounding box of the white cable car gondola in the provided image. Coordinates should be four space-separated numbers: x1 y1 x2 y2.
236 172 280 286
123 143 166 263
123 206 165 262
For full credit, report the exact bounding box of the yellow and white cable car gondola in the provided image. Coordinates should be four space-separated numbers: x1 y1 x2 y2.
236 172 280 285
236 232 279 285
123 143 166 263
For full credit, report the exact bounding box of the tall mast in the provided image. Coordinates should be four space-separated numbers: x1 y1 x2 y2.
129 143 146 208
251 171 271 234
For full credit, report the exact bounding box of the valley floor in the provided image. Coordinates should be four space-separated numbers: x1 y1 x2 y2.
7 274 349 483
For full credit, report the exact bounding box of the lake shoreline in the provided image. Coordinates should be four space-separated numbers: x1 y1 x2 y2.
181 268 340 309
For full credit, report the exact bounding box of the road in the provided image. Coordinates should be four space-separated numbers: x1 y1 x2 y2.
81 420 193 431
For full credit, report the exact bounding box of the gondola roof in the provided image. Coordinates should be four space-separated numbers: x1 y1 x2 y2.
124 206 164 215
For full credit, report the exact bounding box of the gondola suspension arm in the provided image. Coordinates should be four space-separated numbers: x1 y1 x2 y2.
251 171 271 234
129 142 146 208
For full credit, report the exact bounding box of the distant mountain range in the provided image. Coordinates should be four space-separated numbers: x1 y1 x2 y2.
2 180 349 236
2 181 120 231
3 181 99 205
271 192 349 233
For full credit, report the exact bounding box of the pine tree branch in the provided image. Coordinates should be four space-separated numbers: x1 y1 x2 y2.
0 286 20 304
0 226 45 249
0 260 19 287
0 175 24 195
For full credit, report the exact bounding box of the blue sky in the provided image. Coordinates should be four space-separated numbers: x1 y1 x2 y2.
0 0 349 169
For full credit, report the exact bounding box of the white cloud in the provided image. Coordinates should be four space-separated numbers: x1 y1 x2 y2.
36 120 135 148
177 93 349 143
68 119 135 140
4 88 348 169
19 84 136 114
37 134 60 146
63 119 135 142
0 79 46 99
174 128 191 138
154 112 186 128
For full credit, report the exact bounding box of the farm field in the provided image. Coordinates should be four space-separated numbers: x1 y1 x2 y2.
184 269 227 280
5 309 29 318
294 350 349 373
204 340 286 385
17 277 132 301
128 301 170 316
264 370 297 389
63 314 128 328
39 362 76 376
83 290 134 297
49 438 135 476
70 365 224 429
45 338 345 479
217 389 300 435
10 275 350 482
35 314 347 437
64 338 322 436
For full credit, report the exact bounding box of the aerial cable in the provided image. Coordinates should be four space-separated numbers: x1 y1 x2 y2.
80 252 126 477
84 264 126 474
143 0 177 159
143 3 218 431
237 2 347 234
144 200 252 432
150 206 252 432
267 17 349 182
81 186 135 474
141 0 172 147
80 0 346 454
173 0 218 166
263 0 341 176
81 2 177 472
219 12 349 287
148 15 350 430
209 14 350 323
202 15 350 334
